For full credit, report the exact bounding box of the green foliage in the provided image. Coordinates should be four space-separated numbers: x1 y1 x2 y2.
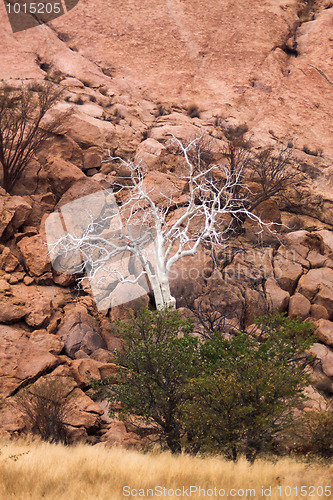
93 306 200 453
183 316 313 461
94 309 314 459
254 312 316 351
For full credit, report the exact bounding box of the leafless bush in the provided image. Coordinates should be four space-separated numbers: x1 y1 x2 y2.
0 82 63 193
184 295 237 339
297 0 317 23
214 124 301 233
186 104 200 119
14 378 75 444
290 406 333 459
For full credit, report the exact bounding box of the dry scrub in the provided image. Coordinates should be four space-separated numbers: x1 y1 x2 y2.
0 439 332 499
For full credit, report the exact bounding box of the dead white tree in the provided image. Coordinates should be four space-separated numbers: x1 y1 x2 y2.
47 137 266 310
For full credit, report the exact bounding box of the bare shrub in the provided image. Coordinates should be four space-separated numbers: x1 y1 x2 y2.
14 378 75 444
0 82 63 193
186 104 200 118
291 409 333 459
212 124 301 233
297 0 317 23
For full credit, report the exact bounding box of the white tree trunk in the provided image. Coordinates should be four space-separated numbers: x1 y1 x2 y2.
149 272 176 310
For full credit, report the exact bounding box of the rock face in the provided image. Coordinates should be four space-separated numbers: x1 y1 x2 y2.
1 1 333 163
0 0 333 447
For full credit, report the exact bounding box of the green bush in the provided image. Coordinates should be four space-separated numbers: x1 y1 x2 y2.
93 308 315 460
183 316 314 462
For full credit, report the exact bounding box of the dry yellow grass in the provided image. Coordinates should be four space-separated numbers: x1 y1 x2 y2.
0 438 332 500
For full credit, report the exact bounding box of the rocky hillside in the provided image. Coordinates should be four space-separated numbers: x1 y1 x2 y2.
0 0 333 445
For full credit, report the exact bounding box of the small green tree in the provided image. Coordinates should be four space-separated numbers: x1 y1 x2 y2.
183 315 315 462
0 82 62 193
93 306 200 453
94 309 314 459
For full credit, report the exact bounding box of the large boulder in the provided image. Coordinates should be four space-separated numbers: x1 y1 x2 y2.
63 387 104 432
141 171 187 207
64 111 115 149
309 343 333 393
134 138 166 171
307 250 332 269
17 234 51 276
0 247 21 273
100 421 127 445
103 279 149 312
55 178 104 213
0 325 58 399
296 267 333 318
38 134 83 167
0 300 26 324
315 319 333 347
191 270 245 333
244 288 267 327
56 305 106 358
253 198 281 227
0 195 32 241
288 293 311 321
83 147 103 171
265 277 290 313
310 304 329 320
223 247 274 285
44 157 86 199
169 247 212 306
71 358 117 388
313 283 333 319
29 330 64 355
23 192 57 228
273 254 303 294
316 230 333 255
24 294 52 328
